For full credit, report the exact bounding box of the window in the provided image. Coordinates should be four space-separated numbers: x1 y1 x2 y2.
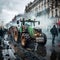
53 9 55 17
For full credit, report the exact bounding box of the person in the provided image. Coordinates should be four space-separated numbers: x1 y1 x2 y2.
50 25 58 44
0 28 4 38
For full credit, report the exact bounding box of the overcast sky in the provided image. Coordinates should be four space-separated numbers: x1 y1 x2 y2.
0 0 34 25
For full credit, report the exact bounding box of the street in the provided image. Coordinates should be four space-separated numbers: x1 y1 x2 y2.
0 0 60 60
0 31 60 60
3 33 60 60
2 49 16 60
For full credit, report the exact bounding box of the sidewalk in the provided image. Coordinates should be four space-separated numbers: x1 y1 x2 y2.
42 30 52 39
43 29 60 40
56 33 60 40
55 33 60 47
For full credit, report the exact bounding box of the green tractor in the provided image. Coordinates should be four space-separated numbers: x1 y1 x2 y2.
18 18 47 48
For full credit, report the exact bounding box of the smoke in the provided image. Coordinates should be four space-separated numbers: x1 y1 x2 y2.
0 0 34 25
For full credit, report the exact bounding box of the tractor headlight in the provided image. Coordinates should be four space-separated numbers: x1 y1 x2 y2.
34 34 37 36
21 40 25 46
34 33 40 37
21 37 26 47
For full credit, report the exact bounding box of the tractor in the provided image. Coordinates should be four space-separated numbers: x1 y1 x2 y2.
8 18 47 48
18 18 47 48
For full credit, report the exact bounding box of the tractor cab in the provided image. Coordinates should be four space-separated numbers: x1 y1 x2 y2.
19 18 47 47
19 18 40 47
19 18 40 37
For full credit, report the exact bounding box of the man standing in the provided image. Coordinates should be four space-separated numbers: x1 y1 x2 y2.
50 25 58 44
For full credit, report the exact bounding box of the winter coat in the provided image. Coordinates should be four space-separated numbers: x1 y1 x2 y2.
50 27 58 36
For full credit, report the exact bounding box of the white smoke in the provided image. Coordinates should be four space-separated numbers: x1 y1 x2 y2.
0 0 34 25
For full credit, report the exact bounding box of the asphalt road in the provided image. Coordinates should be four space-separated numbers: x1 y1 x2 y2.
2 34 60 60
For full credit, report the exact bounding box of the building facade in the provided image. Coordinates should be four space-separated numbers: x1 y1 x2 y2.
25 0 60 18
25 0 60 37
25 0 60 29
